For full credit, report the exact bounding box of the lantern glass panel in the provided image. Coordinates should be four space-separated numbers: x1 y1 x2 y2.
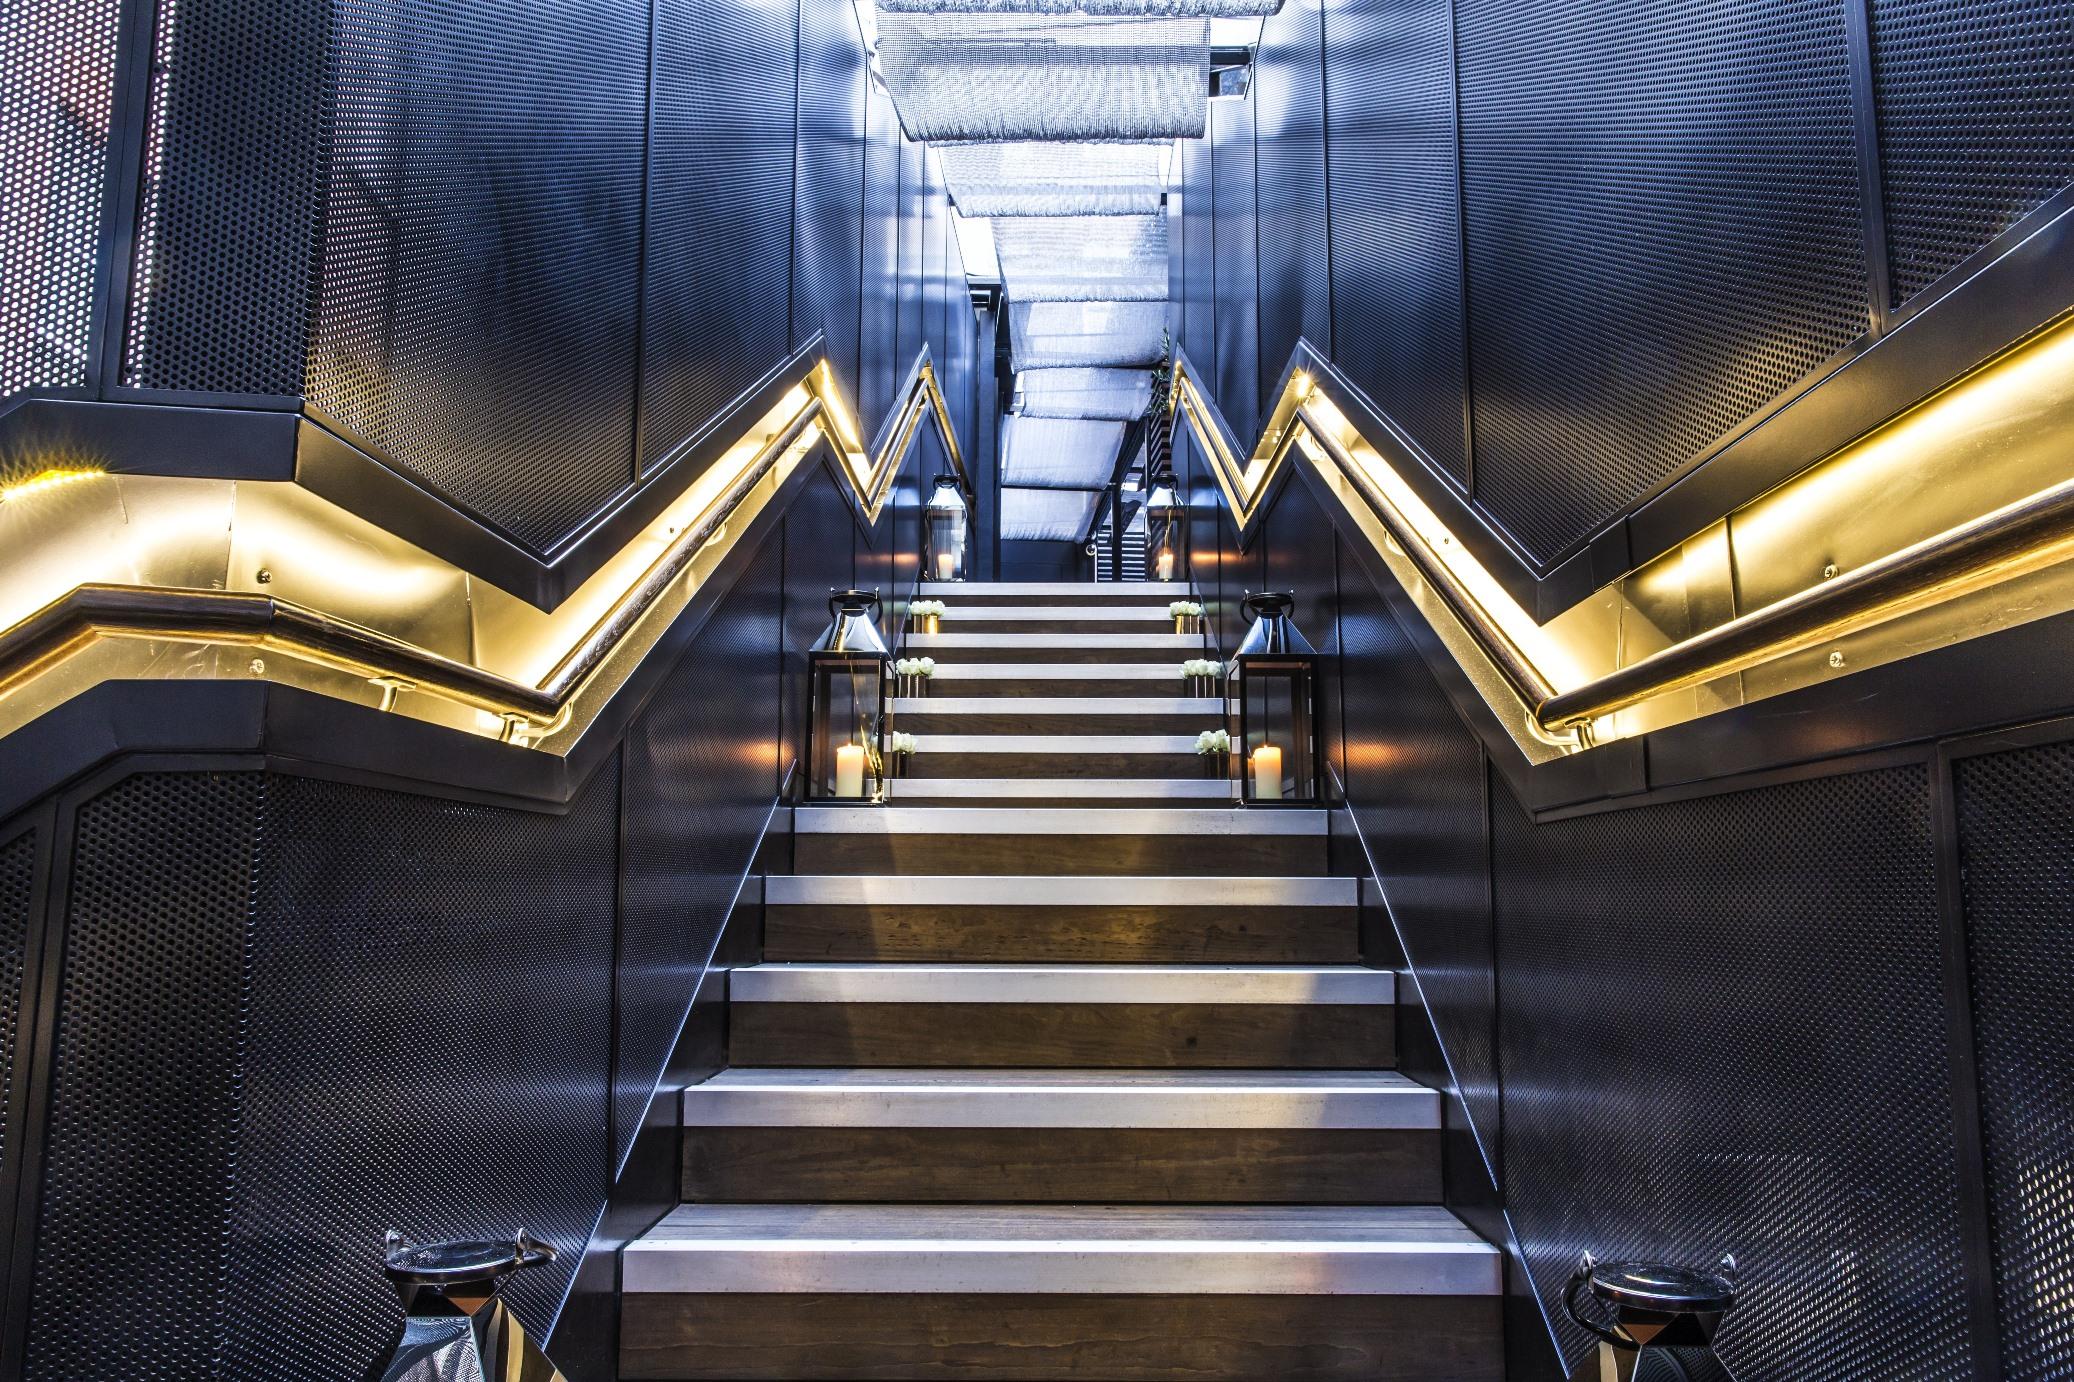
925 476 971 581
1145 473 1184 581
1234 657 1318 803
809 653 886 800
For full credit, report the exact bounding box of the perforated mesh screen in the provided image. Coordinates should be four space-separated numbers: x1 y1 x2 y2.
24 771 264 1382
306 0 646 552
861 85 904 433
1455 0 1869 565
1178 134 1214 370
994 215 1169 301
1254 0 1328 404
1491 766 1972 1380
1870 0 2074 306
1 0 120 404
795 0 868 397
121 0 325 395
639 0 798 476
1323 0 1466 484
1955 738 2074 1379
1211 94 1259 445
0 827 35 1192
875 12 1209 142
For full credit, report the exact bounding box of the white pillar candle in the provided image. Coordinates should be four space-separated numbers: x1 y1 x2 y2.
936 551 956 580
835 742 867 798
1250 744 1283 801
1155 549 1175 581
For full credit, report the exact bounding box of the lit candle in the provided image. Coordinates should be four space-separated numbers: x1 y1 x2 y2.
1155 549 1175 581
1250 744 1283 801
835 743 867 798
936 551 955 580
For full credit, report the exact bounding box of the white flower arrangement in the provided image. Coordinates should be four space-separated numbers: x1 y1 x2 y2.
1195 728 1231 755
894 656 937 678
1180 658 1223 678
887 730 918 755
1169 600 1204 618
909 599 947 618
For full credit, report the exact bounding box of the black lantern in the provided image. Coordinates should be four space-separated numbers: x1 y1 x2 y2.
1144 468 1185 583
808 589 891 802
924 474 970 583
1228 592 1321 806
1564 1253 1739 1382
374 1230 567 1382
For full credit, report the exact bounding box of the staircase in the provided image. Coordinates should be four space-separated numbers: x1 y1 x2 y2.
621 581 1503 1380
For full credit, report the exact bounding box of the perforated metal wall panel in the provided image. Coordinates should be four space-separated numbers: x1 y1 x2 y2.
1955 738 2074 1378
1210 95 1259 446
1261 478 1343 776
1336 543 1500 1151
1253 0 1329 406
2 0 120 403
620 538 783 1169
1321 0 1467 485
779 472 858 780
1491 766 1972 1380
1870 0 2074 306
898 139 927 381
1178 134 1215 374
861 86 904 434
1455 0 1869 566
308 0 647 553
24 771 264 1382
0 827 35 1194
794 0 868 398
640 0 798 477
121 0 325 396
226 765 619 1378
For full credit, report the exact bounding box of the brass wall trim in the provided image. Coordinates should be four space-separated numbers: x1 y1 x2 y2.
0 351 958 752
1173 311 2074 753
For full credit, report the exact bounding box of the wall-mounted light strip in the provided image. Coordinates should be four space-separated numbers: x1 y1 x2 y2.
1173 310 2074 755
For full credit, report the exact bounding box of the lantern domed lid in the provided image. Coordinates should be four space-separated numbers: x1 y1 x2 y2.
1584 1260 1737 1315
1145 470 1180 512
383 1231 555 1289
814 589 891 655
1234 591 1314 657
928 475 965 509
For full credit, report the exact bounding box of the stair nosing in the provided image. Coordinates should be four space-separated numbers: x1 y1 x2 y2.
793 806 1323 835
729 963 1396 1005
766 874 1358 905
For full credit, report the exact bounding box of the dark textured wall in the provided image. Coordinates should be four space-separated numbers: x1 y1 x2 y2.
1194 0 2074 577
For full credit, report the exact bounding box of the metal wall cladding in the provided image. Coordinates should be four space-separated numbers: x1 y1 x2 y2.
308 0 648 553
898 139 928 382
1454 0 1870 567
1870 0 2074 306
121 0 326 396
641 0 799 477
861 86 905 436
1321 0 1468 486
1261 478 1343 780
0 826 37 1205
23 771 264 1382
1335 544 1500 1155
1955 738 2074 1378
793 0 868 398
1210 96 1260 447
779 470 859 784
2 0 121 402
1491 766 1973 1381
1178 135 1216 372
225 765 620 1379
1253 0 1329 407
620 536 784 1170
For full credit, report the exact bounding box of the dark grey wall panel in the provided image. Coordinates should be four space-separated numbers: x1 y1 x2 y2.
309 0 648 553
226 765 619 1378
640 0 799 475
793 0 867 398
897 138 927 383
1955 738 2074 1378
2 0 120 402
619 538 783 1169
1322 0 1468 486
1870 0 2074 305
860 86 904 435
1179 134 1216 374
0 827 36 1247
1491 765 1971 1380
1455 0 1869 566
23 772 263 1382
1210 96 1260 446
779 469 859 782
121 0 325 396
1253 0 1329 406
1261 479 1343 784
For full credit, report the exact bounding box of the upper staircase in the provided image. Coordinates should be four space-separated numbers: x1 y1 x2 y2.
621 581 1503 1380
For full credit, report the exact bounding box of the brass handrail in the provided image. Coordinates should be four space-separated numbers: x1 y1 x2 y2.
1169 336 2074 748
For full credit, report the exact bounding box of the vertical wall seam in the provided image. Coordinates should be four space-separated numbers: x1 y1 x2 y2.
1443 0 1475 498
1842 0 1894 333
628 0 661 479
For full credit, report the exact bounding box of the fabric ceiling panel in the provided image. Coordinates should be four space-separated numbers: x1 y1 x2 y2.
875 12 1210 141
994 215 1169 301
938 142 1169 216
881 0 1278 12
1009 299 1169 369
1000 486 1105 540
1016 367 1155 419
1002 413 1127 487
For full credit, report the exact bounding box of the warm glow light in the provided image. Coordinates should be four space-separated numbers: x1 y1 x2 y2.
1156 548 1175 580
0 467 103 503
835 742 868 798
1250 744 1283 800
